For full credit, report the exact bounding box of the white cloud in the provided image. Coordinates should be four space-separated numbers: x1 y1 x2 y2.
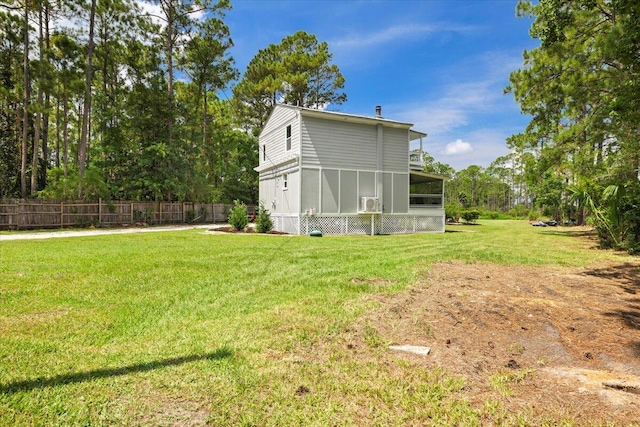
443 139 473 155
332 24 436 49
135 1 206 28
136 1 164 26
389 78 499 139
331 22 477 51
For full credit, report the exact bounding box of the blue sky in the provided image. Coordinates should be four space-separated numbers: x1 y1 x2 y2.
224 0 539 171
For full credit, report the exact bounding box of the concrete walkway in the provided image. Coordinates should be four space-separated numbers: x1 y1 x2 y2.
0 224 217 241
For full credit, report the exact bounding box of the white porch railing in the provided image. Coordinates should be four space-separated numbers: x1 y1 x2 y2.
409 153 424 170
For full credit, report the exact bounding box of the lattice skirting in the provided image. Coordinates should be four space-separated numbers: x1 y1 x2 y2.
272 214 444 235
273 215 301 235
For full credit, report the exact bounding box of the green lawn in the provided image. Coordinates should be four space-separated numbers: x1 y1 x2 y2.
0 221 630 426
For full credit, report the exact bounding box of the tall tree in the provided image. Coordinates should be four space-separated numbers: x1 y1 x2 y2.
508 0 640 252
179 15 237 149
0 10 23 197
20 0 29 197
77 0 96 198
233 30 346 133
144 0 230 145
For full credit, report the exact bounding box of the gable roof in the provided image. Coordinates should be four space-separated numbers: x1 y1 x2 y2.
261 103 427 140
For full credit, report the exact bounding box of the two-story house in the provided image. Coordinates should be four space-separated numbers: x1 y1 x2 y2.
256 104 446 235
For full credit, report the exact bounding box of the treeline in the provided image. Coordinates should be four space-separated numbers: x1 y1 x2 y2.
509 0 640 253
429 0 640 253
0 0 345 204
423 152 534 220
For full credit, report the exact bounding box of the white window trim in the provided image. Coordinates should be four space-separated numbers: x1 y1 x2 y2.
285 125 292 151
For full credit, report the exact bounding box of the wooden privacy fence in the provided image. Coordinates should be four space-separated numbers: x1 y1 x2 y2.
0 199 256 230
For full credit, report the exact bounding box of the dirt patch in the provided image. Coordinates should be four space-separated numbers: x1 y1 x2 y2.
360 260 640 424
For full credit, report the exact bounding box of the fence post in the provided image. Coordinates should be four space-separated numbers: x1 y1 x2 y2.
130 202 133 224
60 202 64 229
99 198 102 226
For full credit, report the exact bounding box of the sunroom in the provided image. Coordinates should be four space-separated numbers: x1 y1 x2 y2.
409 171 445 212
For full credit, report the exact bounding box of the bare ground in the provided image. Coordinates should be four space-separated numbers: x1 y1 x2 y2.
354 259 640 425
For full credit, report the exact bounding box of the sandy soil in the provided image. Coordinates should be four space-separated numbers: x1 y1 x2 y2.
358 259 640 424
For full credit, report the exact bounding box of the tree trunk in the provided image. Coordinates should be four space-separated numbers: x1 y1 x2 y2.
55 96 60 168
165 0 174 146
78 0 96 198
63 94 69 182
42 3 51 175
21 2 30 198
31 5 44 196
202 87 207 147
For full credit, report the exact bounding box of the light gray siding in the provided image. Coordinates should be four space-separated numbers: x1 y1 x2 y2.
258 105 442 232
382 173 392 213
301 168 320 213
340 170 358 213
393 173 409 213
359 171 375 198
321 169 340 213
259 169 300 215
383 127 409 172
259 106 299 168
301 116 377 169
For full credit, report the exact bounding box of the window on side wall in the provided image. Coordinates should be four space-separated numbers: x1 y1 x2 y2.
262 144 266 161
283 173 288 190
286 125 291 151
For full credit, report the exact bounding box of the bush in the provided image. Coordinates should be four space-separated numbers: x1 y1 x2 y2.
508 204 529 219
445 202 462 221
228 200 249 231
255 203 273 233
461 209 480 223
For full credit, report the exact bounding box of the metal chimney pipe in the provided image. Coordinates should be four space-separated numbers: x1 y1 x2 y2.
375 105 382 117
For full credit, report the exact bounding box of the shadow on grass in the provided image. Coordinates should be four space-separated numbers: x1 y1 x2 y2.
540 228 596 238
0 347 232 394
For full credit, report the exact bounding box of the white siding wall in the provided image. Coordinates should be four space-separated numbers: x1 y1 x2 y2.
383 128 409 172
259 178 276 212
259 106 299 168
259 169 299 215
279 170 299 214
301 116 377 169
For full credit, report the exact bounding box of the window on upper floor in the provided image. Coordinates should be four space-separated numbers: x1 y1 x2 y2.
262 144 266 162
286 125 292 151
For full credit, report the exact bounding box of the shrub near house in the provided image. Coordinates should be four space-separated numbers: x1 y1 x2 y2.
461 210 480 224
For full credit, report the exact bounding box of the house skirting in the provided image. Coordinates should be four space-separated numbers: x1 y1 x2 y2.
272 214 445 235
